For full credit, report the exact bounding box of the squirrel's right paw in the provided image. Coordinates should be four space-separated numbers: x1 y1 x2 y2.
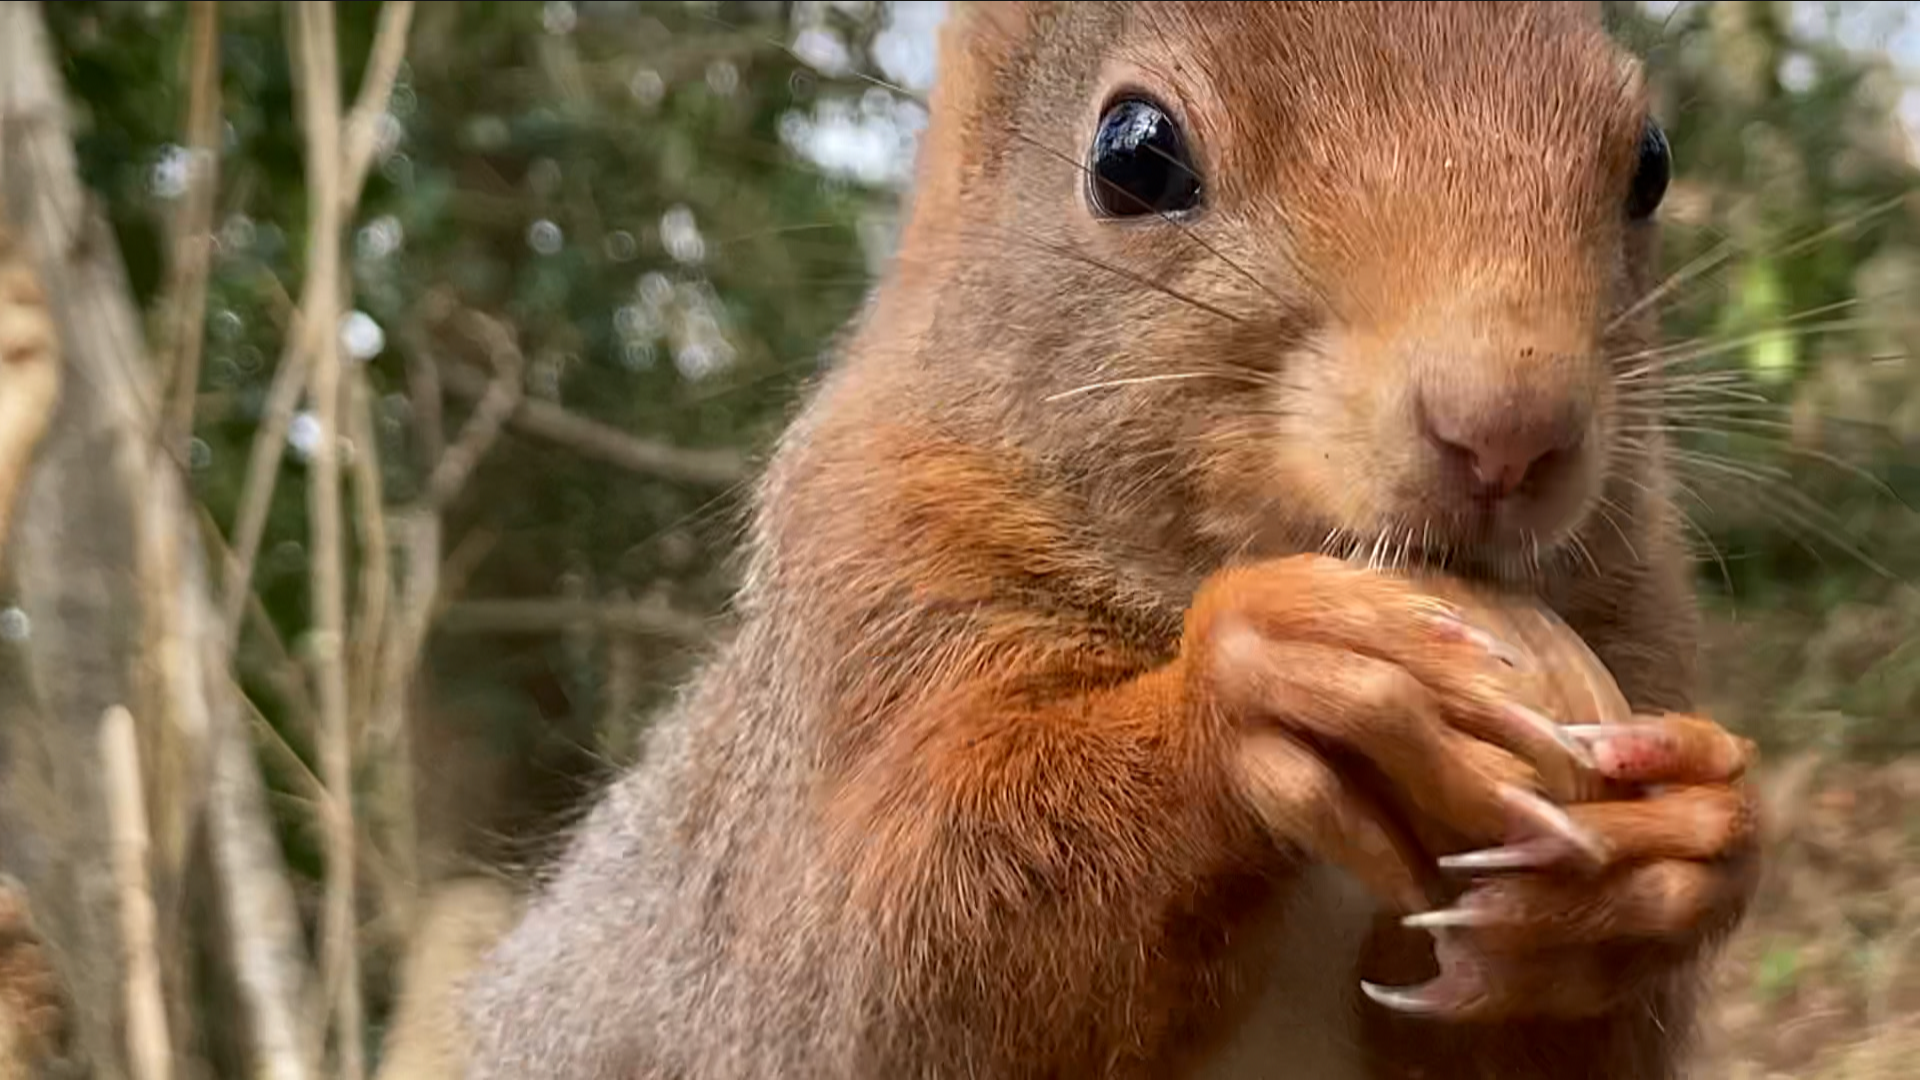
1188 556 1603 911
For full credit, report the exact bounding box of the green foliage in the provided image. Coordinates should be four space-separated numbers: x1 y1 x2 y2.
1612 1 1920 609
1603 3 1920 757
44 0 907 841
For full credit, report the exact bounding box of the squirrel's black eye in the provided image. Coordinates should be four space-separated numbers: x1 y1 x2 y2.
1087 97 1202 218
1627 118 1671 221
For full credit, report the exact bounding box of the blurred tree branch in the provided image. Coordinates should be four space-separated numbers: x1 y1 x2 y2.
358 301 527 943
435 356 751 486
439 597 709 641
220 0 414 651
0 5 317 1080
0 193 65 1080
343 2 415 208
421 309 527 513
349 367 392 744
156 0 222 457
101 706 172 1080
288 3 363 1078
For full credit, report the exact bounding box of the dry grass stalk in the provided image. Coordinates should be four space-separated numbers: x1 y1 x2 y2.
221 0 414 648
360 302 527 938
339 0 411 766
289 3 363 1077
348 368 392 745
101 706 174 1080
343 2 416 206
220 317 321 647
202 650 319 1080
157 0 223 455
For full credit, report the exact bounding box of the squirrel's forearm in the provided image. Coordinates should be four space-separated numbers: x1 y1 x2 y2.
818 657 1276 1077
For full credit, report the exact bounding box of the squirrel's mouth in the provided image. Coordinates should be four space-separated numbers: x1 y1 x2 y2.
1307 490 1603 588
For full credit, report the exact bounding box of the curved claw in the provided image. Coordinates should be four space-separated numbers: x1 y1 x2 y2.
1360 933 1491 1018
1503 702 1597 771
1361 979 1456 1016
1436 840 1562 874
1433 788 1610 877
1402 906 1498 931
1494 785 1610 872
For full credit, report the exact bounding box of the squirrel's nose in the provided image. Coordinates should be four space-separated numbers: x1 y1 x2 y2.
1420 388 1587 500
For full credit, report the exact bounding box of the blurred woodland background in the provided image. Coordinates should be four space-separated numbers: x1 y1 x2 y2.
0 1 1916 1078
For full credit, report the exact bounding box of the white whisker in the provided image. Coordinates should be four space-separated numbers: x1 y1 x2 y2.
1043 371 1269 403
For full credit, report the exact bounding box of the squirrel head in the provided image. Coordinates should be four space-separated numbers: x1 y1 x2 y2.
859 2 1669 587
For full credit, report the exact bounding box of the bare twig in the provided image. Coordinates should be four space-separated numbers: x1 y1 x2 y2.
101 706 174 1080
438 525 498 605
204 642 319 1080
351 457 413 943
354 329 454 938
406 325 444 471
358 302 530 929
421 312 526 511
341 0 414 208
439 597 711 641
157 0 223 455
290 4 363 1077
347 366 391 742
435 357 749 485
194 503 318 725
221 0 414 652
365 508 432 933
220 315 319 650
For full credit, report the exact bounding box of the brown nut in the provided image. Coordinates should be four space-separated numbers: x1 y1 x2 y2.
1409 573 1632 804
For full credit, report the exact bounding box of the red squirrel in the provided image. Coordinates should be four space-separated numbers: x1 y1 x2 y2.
464 4 1760 1077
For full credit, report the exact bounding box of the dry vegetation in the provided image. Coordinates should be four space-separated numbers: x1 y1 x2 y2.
1701 756 1920 1078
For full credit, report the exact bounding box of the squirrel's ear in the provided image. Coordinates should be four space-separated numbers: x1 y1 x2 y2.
903 1 1044 253
947 1 1041 22
931 2 1040 95
942 1 1041 46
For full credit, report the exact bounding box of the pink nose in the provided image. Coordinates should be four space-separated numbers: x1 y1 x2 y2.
1422 396 1585 500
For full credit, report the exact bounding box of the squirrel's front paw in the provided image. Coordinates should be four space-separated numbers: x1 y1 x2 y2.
1194 555 1602 913
1365 713 1760 1020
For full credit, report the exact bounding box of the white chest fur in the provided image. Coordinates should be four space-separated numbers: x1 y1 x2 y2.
1192 864 1378 1080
